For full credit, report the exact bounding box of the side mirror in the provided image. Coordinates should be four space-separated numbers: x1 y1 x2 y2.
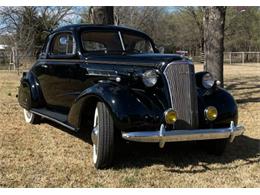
158 46 165 54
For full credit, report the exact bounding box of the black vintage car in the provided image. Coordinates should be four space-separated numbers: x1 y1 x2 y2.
18 24 245 169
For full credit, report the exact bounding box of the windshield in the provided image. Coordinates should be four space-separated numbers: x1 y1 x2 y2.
81 30 154 54
121 32 154 54
81 31 122 54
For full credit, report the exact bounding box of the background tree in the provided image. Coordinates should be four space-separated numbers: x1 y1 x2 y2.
168 7 203 57
114 7 173 51
203 6 226 86
182 7 204 57
82 7 172 50
1 6 260 71
225 7 260 52
0 6 73 70
89 6 115 24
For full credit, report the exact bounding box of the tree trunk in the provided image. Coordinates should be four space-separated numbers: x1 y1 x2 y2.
89 6 115 25
203 7 226 87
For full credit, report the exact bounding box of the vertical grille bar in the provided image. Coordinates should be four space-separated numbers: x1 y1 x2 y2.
164 62 198 129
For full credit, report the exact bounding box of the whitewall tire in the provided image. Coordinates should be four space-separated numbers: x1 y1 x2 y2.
23 109 41 124
91 102 115 169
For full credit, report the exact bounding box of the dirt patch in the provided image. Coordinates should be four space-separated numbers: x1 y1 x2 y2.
0 64 259 187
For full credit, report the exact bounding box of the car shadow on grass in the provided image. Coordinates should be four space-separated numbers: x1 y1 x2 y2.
42 119 260 173
113 136 260 172
225 76 260 104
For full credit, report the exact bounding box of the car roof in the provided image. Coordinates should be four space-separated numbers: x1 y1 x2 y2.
52 24 150 38
51 24 156 49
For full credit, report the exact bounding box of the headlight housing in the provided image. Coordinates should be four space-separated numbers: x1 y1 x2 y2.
142 70 158 87
202 73 215 89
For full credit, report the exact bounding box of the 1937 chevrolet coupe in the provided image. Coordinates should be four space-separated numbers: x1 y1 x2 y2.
18 24 245 169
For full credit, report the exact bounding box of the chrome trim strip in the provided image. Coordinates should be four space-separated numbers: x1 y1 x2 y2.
86 59 156 66
31 110 77 131
118 31 125 51
122 121 245 147
38 59 86 63
163 62 174 107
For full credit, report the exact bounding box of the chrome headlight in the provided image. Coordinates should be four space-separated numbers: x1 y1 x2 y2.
142 70 158 87
202 73 215 89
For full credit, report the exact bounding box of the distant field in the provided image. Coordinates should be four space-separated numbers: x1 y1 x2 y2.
0 64 259 187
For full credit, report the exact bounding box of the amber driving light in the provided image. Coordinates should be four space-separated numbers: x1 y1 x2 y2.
204 106 218 121
164 109 177 124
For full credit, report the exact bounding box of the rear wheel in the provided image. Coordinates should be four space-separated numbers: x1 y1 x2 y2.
91 102 115 169
23 109 41 124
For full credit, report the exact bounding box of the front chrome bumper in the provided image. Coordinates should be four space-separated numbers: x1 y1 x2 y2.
122 121 245 148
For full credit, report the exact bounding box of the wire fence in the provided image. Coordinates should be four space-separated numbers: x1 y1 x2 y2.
0 54 36 71
188 52 260 64
224 52 260 64
0 45 40 72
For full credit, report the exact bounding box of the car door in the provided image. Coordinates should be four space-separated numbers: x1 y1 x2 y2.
36 31 79 114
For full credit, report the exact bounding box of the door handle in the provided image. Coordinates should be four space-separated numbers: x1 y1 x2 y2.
41 64 48 68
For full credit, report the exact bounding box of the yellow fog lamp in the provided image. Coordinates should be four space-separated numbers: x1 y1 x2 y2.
204 106 218 121
164 109 177 124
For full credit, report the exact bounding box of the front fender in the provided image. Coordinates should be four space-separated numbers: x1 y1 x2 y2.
198 87 238 128
68 81 164 132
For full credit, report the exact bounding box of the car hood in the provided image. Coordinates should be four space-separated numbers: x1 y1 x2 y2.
85 53 189 69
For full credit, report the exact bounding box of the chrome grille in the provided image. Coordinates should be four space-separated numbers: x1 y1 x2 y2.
164 62 198 129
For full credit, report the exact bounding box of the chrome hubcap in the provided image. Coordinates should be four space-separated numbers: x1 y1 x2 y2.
91 107 99 164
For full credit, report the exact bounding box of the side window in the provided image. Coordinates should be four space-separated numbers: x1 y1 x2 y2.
49 33 75 56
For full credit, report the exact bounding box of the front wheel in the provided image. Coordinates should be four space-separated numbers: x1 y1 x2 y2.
91 102 115 169
23 109 41 124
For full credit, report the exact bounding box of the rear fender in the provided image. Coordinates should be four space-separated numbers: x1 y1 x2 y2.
18 71 45 109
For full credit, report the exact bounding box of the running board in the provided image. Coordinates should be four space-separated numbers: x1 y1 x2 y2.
31 108 78 132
